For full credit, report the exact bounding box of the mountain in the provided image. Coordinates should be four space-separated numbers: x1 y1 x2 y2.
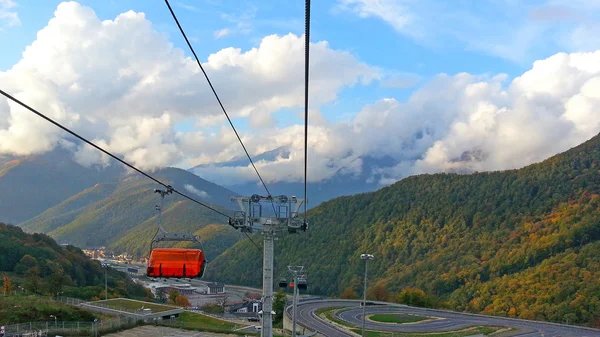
20 166 240 251
0 148 122 224
206 133 600 327
0 146 242 256
0 222 150 301
189 146 399 207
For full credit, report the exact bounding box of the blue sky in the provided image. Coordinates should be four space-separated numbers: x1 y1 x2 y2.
1 0 546 128
4 0 598 130
1 0 600 184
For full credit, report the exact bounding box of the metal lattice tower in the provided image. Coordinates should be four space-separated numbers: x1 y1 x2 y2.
229 195 307 337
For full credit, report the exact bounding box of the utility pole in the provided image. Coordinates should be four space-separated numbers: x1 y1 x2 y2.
287 266 305 337
360 254 374 337
230 195 307 337
102 263 109 300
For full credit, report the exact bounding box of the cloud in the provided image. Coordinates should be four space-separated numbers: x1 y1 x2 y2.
334 0 600 63
176 2 201 12
5 1 600 189
0 2 377 170
214 28 230 39
194 50 600 186
0 0 20 30
381 73 420 89
184 184 209 198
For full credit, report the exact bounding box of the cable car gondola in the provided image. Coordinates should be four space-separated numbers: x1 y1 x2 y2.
146 187 207 279
297 278 308 290
278 278 288 288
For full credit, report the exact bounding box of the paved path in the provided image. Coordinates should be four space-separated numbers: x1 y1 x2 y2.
291 300 600 337
103 325 237 337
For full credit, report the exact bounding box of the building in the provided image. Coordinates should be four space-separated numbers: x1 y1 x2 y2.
147 282 197 297
170 283 197 296
229 301 262 314
207 282 225 294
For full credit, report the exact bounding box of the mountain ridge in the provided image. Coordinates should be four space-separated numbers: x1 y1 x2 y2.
205 132 600 327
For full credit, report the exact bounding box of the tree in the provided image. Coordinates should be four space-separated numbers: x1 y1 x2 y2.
24 266 42 294
3 275 11 295
156 288 166 303
340 287 359 299
202 303 224 314
218 294 230 312
175 295 191 308
47 268 70 296
168 290 181 304
368 284 389 301
14 255 38 275
273 291 287 324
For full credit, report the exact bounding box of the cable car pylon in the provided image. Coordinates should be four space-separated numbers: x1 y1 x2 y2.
229 195 307 337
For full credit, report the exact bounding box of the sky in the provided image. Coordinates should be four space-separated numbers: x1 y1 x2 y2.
1 0 600 186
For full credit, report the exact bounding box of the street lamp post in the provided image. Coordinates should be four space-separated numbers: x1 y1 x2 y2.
50 315 57 328
360 253 374 337
102 263 109 300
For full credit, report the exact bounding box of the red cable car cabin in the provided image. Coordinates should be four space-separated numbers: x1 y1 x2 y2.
147 248 206 278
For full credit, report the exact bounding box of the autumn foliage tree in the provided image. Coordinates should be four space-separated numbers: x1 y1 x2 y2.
368 284 389 301
175 295 191 308
340 287 359 299
3 275 11 295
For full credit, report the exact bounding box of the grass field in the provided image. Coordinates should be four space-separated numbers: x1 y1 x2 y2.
0 294 97 324
177 311 241 330
315 306 354 327
369 313 428 324
94 298 175 313
350 326 505 337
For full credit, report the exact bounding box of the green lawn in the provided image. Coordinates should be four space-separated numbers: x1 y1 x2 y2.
369 313 428 324
93 298 175 313
315 306 354 327
177 311 240 330
350 326 505 337
0 294 97 324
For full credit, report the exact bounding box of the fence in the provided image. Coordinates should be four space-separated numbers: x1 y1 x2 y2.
1 317 142 337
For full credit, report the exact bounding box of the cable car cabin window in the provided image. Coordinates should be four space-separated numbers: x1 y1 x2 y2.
147 248 206 279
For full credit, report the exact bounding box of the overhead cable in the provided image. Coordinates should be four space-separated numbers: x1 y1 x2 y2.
303 0 311 220
163 0 273 199
0 89 231 219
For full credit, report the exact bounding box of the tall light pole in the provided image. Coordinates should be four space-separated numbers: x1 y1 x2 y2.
287 266 306 337
360 253 374 337
102 263 109 300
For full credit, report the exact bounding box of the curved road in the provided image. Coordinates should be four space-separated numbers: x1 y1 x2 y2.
290 300 600 337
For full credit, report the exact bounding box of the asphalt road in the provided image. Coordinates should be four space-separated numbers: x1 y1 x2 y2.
291 300 600 337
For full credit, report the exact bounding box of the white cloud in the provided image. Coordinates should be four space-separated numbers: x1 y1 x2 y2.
184 184 209 198
214 28 230 39
0 0 20 30
194 50 600 186
4 1 600 189
0 2 377 171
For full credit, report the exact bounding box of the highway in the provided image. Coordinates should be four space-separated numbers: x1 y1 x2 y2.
290 300 600 337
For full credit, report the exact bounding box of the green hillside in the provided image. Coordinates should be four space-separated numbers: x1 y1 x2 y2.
19 167 238 249
0 223 151 301
206 133 600 327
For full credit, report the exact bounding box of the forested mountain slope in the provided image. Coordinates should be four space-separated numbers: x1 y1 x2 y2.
0 223 150 301
206 132 600 326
